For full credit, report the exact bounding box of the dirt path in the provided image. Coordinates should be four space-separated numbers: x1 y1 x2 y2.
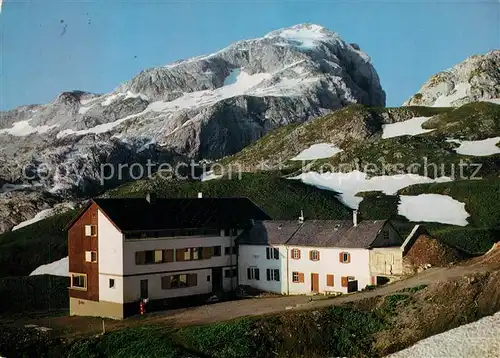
13 254 500 337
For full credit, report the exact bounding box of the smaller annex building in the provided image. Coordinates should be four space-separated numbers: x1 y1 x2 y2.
237 213 406 295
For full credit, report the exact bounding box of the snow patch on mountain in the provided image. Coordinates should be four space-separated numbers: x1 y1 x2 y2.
447 137 500 156
398 194 469 226
290 143 343 161
0 120 58 136
293 171 452 209
382 117 434 139
265 24 334 49
12 202 76 231
30 256 69 277
433 83 471 107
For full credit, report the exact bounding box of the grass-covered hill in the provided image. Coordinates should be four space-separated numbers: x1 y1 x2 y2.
220 102 500 177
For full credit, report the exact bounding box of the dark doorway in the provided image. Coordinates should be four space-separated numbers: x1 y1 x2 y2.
140 279 149 299
347 280 359 293
212 267 223 293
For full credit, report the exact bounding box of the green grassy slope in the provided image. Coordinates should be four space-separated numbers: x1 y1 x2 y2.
108 172 351 221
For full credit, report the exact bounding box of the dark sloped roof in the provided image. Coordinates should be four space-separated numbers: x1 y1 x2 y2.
89 197 271 232
238 219 390 248
236 221 303 245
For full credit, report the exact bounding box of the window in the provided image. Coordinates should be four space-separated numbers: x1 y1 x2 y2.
70 273 87 289
162 273 197 289
326 274 334 287
266 268 280 281
135 249 174 265
213 246 222 256
341 276 356 287
224 246 237 255
224 268 237 278
109 279 115 288
84 225 97 237
247 267 260 280
224 229 230 236
176 247 211 261
291 248 301 260
310 250 320 261
85 251 97 263
207 275 211 282
266 247 279 260
292 271 304 283
339 252 351 264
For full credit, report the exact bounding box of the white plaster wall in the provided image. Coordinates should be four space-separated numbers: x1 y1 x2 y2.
287 247 371 295
123 268 212 302
99 274 124 303
123 235 237 276
238 244 287 294
97 210 124 303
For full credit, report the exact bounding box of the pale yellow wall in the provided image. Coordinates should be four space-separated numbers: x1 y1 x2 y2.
70 297 124 320
369 247 404 276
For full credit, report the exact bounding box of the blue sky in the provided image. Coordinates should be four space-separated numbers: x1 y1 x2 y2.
0 0 498 110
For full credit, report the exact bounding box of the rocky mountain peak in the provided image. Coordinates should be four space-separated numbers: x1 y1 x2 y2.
404 50 500 107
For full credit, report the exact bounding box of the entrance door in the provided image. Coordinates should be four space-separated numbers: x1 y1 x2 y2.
311 273 319 293
212 267 223 293
140 279 148 299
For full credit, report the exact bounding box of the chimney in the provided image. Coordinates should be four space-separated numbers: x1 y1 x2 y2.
353 210 358 227
197 192 203 199
146 192 156 204
298 210 304 224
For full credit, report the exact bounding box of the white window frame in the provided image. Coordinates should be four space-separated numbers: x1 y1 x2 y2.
291 248 300 259
266 268 280 281
85 251 97 263
310 250 320 261
292 271 300 283
266 247 279 260
70 273 87 290
84 225 97 237
247 267 260 280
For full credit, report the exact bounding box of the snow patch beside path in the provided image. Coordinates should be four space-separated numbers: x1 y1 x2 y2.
447 137 500 156
382 117 433 139
30 257 69 277
200 171 223 182
293 171 452 209
387 312 500 358
290 143 343 161
398 194 469 226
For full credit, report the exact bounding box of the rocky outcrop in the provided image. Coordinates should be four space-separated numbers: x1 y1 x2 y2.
0 23 385 232
404 50 500 107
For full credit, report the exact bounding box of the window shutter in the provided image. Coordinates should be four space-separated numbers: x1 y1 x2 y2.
154 250 163 263
274 248 279 259
297 249 301 259
339 252 343 263
316 251 320 261
298 273 304 283
327 274 334 287
347 253 351 263
176 249 185 261
162 276 171 289
341 276 348 287
85 251 92 262
135 251 146 265
266 248 270 259
266 269 271 281
85 225 92 236
247 268 251 280
163 249 174 262
255 268 260 280
189 273 197 286
202 247 212 260
309 251 312 260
